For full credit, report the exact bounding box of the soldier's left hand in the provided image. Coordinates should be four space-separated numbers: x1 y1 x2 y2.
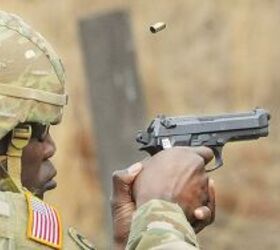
111 163 143 250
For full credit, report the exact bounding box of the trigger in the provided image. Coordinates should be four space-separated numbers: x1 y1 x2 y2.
207 146 223 172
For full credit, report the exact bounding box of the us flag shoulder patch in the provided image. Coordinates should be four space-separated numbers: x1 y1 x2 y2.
25 192 62 249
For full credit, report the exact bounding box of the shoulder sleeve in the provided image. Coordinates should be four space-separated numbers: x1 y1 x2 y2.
126 199 200 250
0 192 16 250
0 191 96 250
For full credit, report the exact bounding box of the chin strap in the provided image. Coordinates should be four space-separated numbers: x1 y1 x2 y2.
0 155 19 192
6 124 32 192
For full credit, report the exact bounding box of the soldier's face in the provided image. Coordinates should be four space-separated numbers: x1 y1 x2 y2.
21 124 57 199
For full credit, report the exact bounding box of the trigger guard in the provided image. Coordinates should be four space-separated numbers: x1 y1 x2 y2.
206 146 223 172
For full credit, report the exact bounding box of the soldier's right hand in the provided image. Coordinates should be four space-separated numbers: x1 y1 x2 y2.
133 146 214 227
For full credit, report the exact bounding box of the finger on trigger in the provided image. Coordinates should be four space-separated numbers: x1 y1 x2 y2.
191 146 214 164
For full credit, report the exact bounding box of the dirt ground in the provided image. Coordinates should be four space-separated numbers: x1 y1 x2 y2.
1 1 280 249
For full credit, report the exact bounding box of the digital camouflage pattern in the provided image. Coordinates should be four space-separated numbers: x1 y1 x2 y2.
0 192 198 250
126 199 200 250
0 191 96 250
0 10 67 140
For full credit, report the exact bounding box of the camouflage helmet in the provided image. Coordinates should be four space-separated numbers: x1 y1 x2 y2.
0 11 67 140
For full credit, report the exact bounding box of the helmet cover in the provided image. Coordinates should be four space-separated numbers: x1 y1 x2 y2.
0 11 67 139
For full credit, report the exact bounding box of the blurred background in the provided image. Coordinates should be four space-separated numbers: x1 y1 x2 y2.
2 0 280 249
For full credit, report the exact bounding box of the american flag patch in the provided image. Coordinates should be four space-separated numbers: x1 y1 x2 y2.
25 192 62 249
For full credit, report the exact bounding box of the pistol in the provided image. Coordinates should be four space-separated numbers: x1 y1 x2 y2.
136 108 270 171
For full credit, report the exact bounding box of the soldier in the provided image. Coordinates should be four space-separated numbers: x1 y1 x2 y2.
0 10 98 249
0 10 215 250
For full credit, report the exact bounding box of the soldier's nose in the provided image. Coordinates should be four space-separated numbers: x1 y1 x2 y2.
43 135 56 160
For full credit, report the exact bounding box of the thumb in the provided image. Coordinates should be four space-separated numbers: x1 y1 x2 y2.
194 206 211 220
111 162 143 203
192 206 212 234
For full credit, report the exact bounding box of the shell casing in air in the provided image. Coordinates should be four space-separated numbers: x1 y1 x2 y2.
150 22 166 33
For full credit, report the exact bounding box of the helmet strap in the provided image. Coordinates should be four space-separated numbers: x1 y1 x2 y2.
6 124 32 192
0 155 19 192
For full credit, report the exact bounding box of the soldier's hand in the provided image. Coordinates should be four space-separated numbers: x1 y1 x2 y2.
133 146 214 226
111 163 143 250
192 178 216 233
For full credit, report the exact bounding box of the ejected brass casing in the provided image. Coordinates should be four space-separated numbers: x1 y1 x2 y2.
150 22 166 33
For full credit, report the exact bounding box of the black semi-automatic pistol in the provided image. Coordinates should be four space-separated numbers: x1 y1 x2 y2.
136 108 270 171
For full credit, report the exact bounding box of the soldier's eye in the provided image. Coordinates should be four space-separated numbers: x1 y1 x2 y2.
30 123 50 142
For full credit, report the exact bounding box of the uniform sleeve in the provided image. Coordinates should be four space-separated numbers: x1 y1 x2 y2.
0 237 15 250
0 191 96 250
126 199 200 250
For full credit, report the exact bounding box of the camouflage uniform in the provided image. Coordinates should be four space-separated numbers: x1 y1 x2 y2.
0 10 95 250
0 192 198 250
0 191 96 250
0 10 199 250
126 199 199 250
